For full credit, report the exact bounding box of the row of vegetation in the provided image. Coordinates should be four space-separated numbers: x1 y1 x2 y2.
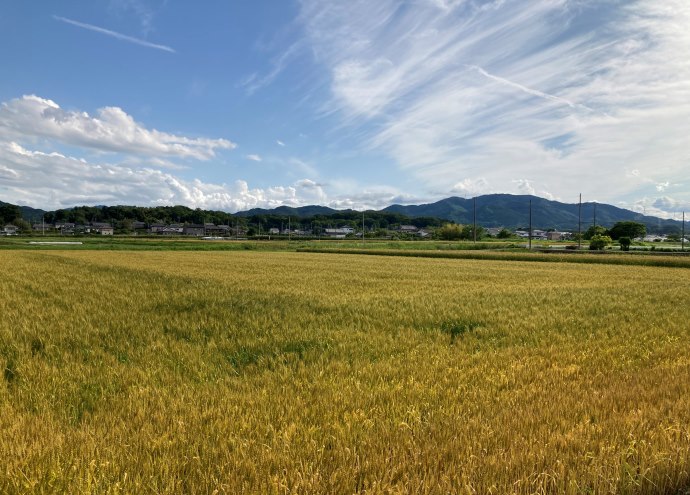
1 202 442 234
298 247 690 268
2 250 689 492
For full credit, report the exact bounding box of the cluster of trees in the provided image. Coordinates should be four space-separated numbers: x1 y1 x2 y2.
246 212 442 233
44 205 231 226
437 223 490 241
0 203 31 232
585 221 647 250
35 205 444 234
583 221 647 241
0 203 22 224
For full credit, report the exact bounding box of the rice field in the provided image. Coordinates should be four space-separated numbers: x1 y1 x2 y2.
1 250 690 494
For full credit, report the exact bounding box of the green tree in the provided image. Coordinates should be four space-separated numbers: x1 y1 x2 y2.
618 236 632 251
608 221 646 240
0 203 21 224
583 225 607 240
589 234 612 250
460 225 485 240
438 223 463 240
496 228 513 239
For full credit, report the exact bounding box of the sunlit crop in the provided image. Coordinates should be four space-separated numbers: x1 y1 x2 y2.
1 250 689 493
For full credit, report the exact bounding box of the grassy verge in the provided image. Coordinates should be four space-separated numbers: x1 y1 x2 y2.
298 247 690 268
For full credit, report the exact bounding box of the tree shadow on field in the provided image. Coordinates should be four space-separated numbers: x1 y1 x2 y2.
441 319 482 344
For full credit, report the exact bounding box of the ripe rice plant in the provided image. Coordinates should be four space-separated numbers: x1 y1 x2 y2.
1 250 689 493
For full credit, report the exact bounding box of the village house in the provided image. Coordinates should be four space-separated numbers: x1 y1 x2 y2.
54 222 77 234
205 224 230 236
32 223 55 232
547 231 565 241
323 228 352 238
2 224 18 235
183 224 206 236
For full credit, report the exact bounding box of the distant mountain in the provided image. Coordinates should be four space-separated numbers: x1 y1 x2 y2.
382 194 680 232
235 205 345 217
0 200 47 222
1 194 683 233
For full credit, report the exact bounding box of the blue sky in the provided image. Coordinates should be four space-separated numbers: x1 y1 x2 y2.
0 0 688 218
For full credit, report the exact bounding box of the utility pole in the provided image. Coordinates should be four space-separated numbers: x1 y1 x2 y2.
528 199 532 250
682 211 685 252
593 202 597 230
362 211 365 246
578 193 582 250
473 197 477 244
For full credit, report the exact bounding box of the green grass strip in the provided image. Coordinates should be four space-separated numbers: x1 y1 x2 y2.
297 247 690 268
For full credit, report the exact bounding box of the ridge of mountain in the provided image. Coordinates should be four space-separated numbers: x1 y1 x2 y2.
1 194 683 232
379 194 679 231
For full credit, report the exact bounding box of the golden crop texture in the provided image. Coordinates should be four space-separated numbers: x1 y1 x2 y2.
1 250 689 494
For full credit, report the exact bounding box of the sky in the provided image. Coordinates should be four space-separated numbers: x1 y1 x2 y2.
0 0 688 218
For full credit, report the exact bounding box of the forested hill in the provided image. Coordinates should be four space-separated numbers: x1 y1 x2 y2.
0 201 47 222
382 194 681 232
0 194 684 233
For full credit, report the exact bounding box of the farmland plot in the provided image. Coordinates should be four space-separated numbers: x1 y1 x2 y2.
1 250 689 493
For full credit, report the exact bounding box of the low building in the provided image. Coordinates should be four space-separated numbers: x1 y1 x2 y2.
206 224 230 236
2 224 18 235
55 222 76 231
183 224 206 236
643 234 667 242
323 228 351 238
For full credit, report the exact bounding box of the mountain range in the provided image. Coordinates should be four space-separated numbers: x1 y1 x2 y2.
2 195 684 233
238 194 681 232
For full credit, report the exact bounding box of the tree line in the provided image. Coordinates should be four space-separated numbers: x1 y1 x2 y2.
1 203 443 233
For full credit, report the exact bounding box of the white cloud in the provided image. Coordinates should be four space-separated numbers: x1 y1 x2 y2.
276 140 285 146
653 197 690 214
240 41 304 94
246 154 262 162
288 158 318 177
107 0 157 38
0 95 235 159
450 177 489 196
0 141 322 211
53 15 175 53
0 140 409 212
297 0 690 207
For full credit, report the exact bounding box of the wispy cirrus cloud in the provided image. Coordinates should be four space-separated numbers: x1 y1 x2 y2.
240 41 304 95
53 15 175 53
296 0 690 211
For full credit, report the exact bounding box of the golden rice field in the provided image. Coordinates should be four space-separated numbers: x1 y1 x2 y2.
1 250 690 494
